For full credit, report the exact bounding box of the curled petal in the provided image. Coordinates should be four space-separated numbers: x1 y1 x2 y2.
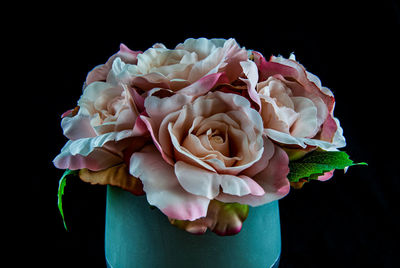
252 51 297 81
79 163 144 195
317 113 338 143
61 110 96 140
177 72 228 97
53 130 133 171
53 146 122 171
144 90 192 128
269 55 335 113
290 170 335 189
169 199 249 236
318 169 335 181
265 128 334 150
331 118 346 149
239 60 261 111
86 44 141 85
139 115 175 165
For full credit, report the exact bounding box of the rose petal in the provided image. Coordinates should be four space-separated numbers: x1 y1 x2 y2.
270 55 335 113
241 137 275 177
139 115 175 165
318 169 335 181
290 96 318 138
177 72 227 97
106 57 139 85
177 38 247 83
174 161 265 199
79 163 144 195
86 44 140 85
330 117 346 149
216 143 290 206
169 199 249 236
218 38 249 82
144 89 192 127
317 113 337 143
239 60 261 111
174 161 220 199
61 110 96 140
53 130 133 171
264 128 334 150
53 142 122 171
129 145 210 221
253 51 298 81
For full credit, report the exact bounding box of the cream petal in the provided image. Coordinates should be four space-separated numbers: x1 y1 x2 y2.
258 78 299 133
239 60 261 110
227 118 263 166
266 77 294 108
85 44 140 85
53 145 122 171
174 161 221 199
177 72 226 97
130 146 210 221
216 144 290 206
219 39 249 81
290 96 318 138
176 38 221 59
264 128 334 150
140 115 175 165
144 90 192 128
195 113 239 133
136 47 164 74
53 130 133 171
182 133 213 157
168 122 216 172
241 137 275 177
61 111 96 140
174 161 265 199
260 100 293 133
170 104 194 143
107 57 138 85
188 47 224 82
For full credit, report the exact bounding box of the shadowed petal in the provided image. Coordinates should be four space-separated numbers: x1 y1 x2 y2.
79 163 144 195
169 199 249 236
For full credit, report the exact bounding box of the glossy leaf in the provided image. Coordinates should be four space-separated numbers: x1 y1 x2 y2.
288 150 367 182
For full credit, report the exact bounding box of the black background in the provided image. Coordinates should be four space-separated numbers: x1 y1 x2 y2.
27 3 399 267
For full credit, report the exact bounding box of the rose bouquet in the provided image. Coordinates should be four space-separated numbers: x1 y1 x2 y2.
54 38 365 236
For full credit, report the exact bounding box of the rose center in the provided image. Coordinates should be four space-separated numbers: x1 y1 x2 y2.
210 135 223 144
207 129 225 144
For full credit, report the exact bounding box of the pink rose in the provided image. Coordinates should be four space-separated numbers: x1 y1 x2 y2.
129 91 290 223
241 52 346 158
53 81 146 171
54 44 149 172
108 38 248 92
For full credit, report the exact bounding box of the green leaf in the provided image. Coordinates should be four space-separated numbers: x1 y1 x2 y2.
58 169 79 231
288 151 367 182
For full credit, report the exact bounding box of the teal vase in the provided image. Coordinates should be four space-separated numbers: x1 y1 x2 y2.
105 186 281 268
